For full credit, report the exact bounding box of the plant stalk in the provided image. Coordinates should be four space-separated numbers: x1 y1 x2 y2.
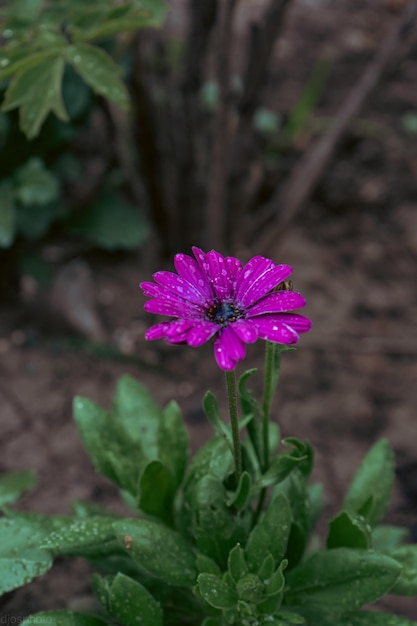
225 369 242 484
262 340 279 472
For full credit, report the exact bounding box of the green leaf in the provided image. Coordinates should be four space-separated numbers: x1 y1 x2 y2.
343 439 395 527
157 400 190 487
91 573 112 612
15 157 59 205
66 43 129 109
258 553 275 581
274 471 311 567
245 492 291 573
372 525 409 551
109 573 163 626
196 553 222 576
236 572 265 604
269 611 305 625
228 544 248 583
68 192 149 250
257 560 287 614
197 573 237 610
190 475 246 568
184 436 234 491
327 511 372 550
260 439 312 488
2 53 68 139
21 612 108 626
139 460 175 525
0 180 16 248
0 517 53 595
80 0 169 40
227 471 251 510
17 200 66 240
112 375 161 449
284 548 401 610
388 545 417 595
0 469 36 506
297 609 417 626
72 500 120 519
73 396 141 495
203 390 233 449
113 518 197 587
40 517 116 556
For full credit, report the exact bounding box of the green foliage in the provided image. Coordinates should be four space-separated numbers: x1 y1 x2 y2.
93 572 163 626
68 192 149 250
2 374 417 626
21 612 108 626
113 518 197 587
73 375 189 522
343 439 395 527
284 548 401 610
0 469 37 506
0 0 168 138
0 516 54 594
0 1 159 253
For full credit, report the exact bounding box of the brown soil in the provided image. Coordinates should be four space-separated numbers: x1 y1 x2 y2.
1 0 417 621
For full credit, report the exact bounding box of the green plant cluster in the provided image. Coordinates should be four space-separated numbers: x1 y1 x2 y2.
1 374 416 626
0 0 165 251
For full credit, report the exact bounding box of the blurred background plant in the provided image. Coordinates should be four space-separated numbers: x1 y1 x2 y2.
1 0 416 282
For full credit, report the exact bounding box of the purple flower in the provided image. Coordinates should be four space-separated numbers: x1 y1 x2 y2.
140 248 312 371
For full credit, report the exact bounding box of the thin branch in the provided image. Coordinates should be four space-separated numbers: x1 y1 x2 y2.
129 35 172 256
227 0 294 248
176 0 218 250
205 0 240 251
254 0 417 256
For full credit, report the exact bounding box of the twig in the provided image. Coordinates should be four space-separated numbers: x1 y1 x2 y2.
254 0 417 256
129 35 172 256
205 0 240 251
227 0 294 248
177 0 218 250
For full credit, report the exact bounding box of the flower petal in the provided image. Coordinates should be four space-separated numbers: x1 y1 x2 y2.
192 248 242 300
153 270 207 305
140 282 187 303
247 291 306 316
165 319 195 343
174 252 214 299
186 321 218 347
144 298 197 318
145 322 172 340
236 257 292 307
230 319 258 344
214 326 246 370
204 250 233 299
275 313 312 333
252 316 300 344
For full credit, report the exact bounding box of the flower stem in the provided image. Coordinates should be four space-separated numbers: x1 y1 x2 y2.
225 369 242 484
262 341 281 472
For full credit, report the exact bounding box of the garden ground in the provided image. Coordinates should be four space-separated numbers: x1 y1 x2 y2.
1 0 417 620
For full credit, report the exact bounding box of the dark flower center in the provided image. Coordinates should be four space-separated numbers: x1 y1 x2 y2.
206 302 243 327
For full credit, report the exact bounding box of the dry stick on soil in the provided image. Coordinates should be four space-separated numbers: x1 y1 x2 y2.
177 0 218 250
205 0 240 251
228 0 294 249
254 0 417 257
129 35 172 257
